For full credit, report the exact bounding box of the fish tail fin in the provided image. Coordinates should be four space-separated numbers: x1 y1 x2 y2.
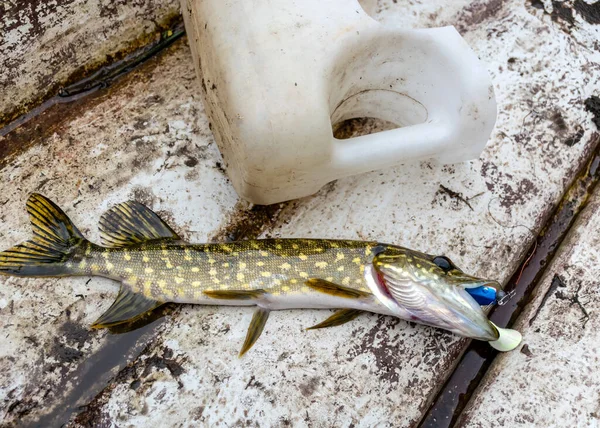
0 193 88 277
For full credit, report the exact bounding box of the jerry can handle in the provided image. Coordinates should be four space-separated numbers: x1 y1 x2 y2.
330 120 452 176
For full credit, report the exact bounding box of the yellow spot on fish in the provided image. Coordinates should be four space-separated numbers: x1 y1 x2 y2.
192 281 201 286
101 252 109 259
143 256 149 263
222 262 229 268
315 261 328 268
145 267 154 274
416 263 421 268
383 264 391 269
85 245 92 256
299 272 308 278
251 242 260 249
144 280 152 287
105 262 114 270
192 267 199 272
175 277 184 284
79 260 87 269
158 280 166 287
315 248 324 253
124 254 131 261
282 285 290 292
212 278 220 284
239 262 247 269
209 268 217 275
292 244 299 249
365 247 372 256
299 254 308 261
271 291 281 296
124 267 133 273
280 262 291 270
257 261 265 267
237 273 245 281
326 277 334 282
337 265 344 271
208 258 216 264
276 244 282 250
260 251 269 257
342 277 350 285
336 253 345 261
261 272 272 277
353 257 361 264
128 276 138 283
290 279 298 284
301 286 310 292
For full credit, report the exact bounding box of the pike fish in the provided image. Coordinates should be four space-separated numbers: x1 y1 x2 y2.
0 194 521 355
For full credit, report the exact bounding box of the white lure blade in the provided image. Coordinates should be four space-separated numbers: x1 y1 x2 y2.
489 322 522 351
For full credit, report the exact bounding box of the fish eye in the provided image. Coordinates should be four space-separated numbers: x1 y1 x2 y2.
433 256 454 273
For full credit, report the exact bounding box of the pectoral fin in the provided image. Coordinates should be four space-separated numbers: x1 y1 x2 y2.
306 309 364 330
305 279 371 299
91 285 163 328
204 289 265 300
239 308 270 357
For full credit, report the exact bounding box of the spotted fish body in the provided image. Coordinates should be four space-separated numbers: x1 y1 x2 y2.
0 194 522 355
79 239 387 308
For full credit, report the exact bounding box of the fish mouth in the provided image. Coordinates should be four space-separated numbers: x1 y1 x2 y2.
364 265 499 340
457 278 502 290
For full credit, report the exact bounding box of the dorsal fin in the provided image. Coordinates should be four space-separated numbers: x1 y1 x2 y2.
99 200 181 247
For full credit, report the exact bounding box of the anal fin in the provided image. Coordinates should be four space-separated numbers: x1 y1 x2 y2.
307 309 364 330
305 279 371 299
91 285 163 328
239 308 270 357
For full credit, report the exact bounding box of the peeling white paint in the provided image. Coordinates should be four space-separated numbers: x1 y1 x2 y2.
1 0 599 426
0 39 238 425
1 0 180 124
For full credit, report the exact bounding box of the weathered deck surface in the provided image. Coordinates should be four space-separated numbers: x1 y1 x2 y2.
0 0 599 427
460 184 600 427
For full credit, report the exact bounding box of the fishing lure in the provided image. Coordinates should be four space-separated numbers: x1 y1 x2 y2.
0 194 521 355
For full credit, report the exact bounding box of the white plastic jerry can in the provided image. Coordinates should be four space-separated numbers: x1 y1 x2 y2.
182 0 497 205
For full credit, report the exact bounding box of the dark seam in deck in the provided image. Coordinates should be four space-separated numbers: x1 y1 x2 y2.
0 23 186 138
418 134 600 428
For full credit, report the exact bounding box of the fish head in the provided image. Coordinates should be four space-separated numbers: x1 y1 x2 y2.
365 248 501 341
